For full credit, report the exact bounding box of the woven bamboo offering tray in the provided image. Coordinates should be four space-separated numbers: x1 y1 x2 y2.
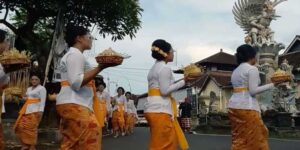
0 48 31 72
4 87 23 97
95 48 124 65
183 64 203 77
271 69 292 83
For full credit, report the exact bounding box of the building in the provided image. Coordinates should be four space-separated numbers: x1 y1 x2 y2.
174 49 237 74
194 49 237 71
279 35 300 99
192 71 233 114
137 50 237 115
136 37 300 128
173 50 238 114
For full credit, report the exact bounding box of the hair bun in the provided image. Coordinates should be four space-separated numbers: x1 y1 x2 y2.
151 39 172 61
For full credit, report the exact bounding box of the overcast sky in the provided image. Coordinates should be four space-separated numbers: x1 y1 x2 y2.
1 0 300 95
87 0 300 95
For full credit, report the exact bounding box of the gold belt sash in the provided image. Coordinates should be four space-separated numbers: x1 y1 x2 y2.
233 87 248 93
148 88 189 150
14 98 40 129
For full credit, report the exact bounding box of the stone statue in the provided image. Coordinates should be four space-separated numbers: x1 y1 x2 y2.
233 0 287 46
280 59 293 75
233 0 299 126
271 60 298 113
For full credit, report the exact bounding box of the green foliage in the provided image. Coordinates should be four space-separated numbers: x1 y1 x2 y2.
0 0 143 41
0 0 142 72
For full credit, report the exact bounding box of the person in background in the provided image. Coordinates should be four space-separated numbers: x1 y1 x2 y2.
0 29 10 150
125 92 138 135
112 87 127 138
14 74 47 150
179 98 193 133
96 82 111 135
108 97 114 135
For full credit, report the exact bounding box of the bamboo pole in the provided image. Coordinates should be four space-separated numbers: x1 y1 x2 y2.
43 8 64 86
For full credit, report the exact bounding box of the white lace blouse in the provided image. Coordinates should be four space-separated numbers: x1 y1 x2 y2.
228 63 274 112
144 61 185 116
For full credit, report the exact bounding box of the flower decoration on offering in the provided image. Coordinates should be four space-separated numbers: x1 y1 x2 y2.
271 69 292 83
0 48 31 72
183 64 203 77
95 48 124 65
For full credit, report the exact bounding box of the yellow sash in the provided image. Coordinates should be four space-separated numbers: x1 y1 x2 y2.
98 92 109 120
99 96 108 124
14 98 40 129
117 103 124 111
233 87 248 93
99 100 107 112
148 88 189 150
61 80 104 127
117 103 125 117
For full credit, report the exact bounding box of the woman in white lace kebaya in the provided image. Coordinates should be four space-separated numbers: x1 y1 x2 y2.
125 92 138 135
144 39 196 150
15 75 47 150
228 44 285 150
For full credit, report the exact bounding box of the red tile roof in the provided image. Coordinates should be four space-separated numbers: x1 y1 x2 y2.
189 71 232 90
195 51 237 66
279 51 300 70
209 71 232 87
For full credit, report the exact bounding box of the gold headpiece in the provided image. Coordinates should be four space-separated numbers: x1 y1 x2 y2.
151 46 168 57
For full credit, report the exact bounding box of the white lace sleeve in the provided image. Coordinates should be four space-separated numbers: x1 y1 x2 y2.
158 66 185 96
248 67 274 96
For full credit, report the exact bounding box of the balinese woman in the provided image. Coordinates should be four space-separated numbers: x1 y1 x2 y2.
144 39 195 150
125 92 138 135
56 26 116 150
112 87 127 138
0 29 10 150
228 44 285 150
96 82 111 134
14 75 47 150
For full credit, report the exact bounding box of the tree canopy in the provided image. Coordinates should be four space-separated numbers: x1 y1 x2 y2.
0 0 142 69
0 0 142 40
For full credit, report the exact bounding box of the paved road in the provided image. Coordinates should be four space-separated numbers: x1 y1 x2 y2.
7 127 299 150
103 127 300 150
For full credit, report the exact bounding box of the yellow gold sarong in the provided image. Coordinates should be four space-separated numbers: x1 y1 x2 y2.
146 88 189 150
57 104 101 150
228 108 269 150
112 104 125 130
15 112 42 146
